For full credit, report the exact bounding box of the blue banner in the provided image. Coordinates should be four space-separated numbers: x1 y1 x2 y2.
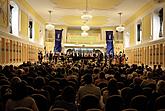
54 29 63 52
106 31 114 56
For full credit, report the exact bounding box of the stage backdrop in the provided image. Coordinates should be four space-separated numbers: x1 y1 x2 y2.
54 29 63 52
106 31 114 56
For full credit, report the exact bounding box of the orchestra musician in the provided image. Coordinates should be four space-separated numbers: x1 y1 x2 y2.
38 51 43 63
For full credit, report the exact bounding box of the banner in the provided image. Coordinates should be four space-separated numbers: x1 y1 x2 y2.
54 29 63 52
106 31 114 56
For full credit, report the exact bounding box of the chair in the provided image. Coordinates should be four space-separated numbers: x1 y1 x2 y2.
86 108 101 111
121 87 132 106
0 79 10 85
52 108 68 111
31 94 49 111
155 95 165 110
142 87 153 98
101 87 107 96
79 94 100 111
117 82 125 90
43 85 56 104
14 107 33 111
0 85 11 96
97 82 107 90
122 108 138 111
105 95 124 111
130 95 148 111
26 85 34 96
157 109 165 111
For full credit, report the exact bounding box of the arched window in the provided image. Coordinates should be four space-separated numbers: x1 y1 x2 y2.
9 1 19 36
28 18 34 41
153 8 163 40
136 20 142 44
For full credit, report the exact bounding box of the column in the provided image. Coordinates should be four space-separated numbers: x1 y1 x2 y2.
0 38 2 64
158 44 161 65
13 41 15 63
149 46 150 66
16 42 18 63
4 38 6 64
162 43 165 68
20 43 23 62
137 48 140 65
154 45 156 65
144 47 146 65
150 46 153 66
136 49 138 64
8 40 10 64
10 40 13 63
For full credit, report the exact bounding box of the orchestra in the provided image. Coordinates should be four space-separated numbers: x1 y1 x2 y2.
40 49 127 65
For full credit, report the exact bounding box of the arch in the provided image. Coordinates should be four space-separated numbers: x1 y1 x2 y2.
9 1 19 36
153 8 163 40
136 19 142 45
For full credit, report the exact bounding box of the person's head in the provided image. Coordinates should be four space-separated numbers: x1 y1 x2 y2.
83 74 93 84
133 77 142 85
34 77 45 89
11 76 22 86
93 68 100 74
158 65 162 69
146 71 153 79
154 65 157 69
107 78 118 95
157 80 165 95
11 82 28 100
62 86 76 102
145 65 148 69
80 94 100 111
99 71 106 79
105 95 124 111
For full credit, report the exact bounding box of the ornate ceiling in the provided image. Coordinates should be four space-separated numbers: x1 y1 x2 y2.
26 0 151 27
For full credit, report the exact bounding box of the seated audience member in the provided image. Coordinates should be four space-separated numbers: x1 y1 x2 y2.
34 77 49 100
130 95 148 111
5 82 38 111
77 74 101 104
156 80 165 95
104 95 124 111
92 68 100 80
155 95 165 110
49 86 77 111
95 71 108 86
141 71 156 88
102 78 120 104
156 65 163 77
79 94 100 111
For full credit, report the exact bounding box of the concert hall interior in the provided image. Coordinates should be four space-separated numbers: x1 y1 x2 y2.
1 0 165 111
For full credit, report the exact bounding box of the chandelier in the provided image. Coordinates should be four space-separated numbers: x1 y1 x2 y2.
116 12 125 32
81 24 90 31
81 0 92 21
46 10 55 30
81 31 88 37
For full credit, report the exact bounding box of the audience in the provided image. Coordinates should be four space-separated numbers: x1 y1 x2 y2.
5 81 38 111
49 86 77 111
77 74 101 104
0 59 165 111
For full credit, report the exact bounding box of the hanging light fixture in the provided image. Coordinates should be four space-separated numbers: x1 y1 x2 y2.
46 10 55 30
81 23 90 31
116 12 125 32
81 31 88 37
81 0 92 21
